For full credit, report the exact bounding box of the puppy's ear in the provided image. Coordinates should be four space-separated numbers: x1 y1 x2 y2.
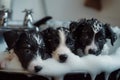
3 31 20 50
70 19 87 33
104 24 117 46
69 22 78 33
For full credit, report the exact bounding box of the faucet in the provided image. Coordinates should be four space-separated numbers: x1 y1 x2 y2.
23 9 34 28
0 9 9 27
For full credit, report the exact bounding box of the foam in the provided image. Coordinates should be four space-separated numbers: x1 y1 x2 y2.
37 47 120 80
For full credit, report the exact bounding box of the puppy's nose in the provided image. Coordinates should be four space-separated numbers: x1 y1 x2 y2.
34 66 42 72
59 54 68 63
89 49 96 55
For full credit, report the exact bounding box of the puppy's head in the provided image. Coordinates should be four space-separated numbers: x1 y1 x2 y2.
70 18 117 56
41 27 75 63
3 30 49 73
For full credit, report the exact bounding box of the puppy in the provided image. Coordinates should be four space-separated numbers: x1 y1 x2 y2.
34 17 76 63
41 27 75 63
3 29 50 73
70 18 117 56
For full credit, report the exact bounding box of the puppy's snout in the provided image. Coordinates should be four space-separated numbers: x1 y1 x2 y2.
59 54 68 63
34 66 42 72
89 49 96 55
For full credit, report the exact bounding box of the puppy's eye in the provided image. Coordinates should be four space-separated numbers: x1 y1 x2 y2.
98 38 104 41
24 49 31 54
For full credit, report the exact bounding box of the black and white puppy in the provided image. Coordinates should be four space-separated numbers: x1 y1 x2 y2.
70 18 117 56
3 29 50 73
41 27 75 63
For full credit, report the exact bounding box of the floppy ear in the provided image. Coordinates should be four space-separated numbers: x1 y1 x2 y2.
3 31 20 50
104 24 117 46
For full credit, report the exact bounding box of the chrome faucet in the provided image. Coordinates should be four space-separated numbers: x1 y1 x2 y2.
23 9 34 28
0 9 9 27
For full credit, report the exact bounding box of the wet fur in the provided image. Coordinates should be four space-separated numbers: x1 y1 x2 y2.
70 18 117 56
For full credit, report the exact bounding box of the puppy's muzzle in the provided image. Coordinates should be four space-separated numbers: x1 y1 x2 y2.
34 66 42 72
59 54 68 63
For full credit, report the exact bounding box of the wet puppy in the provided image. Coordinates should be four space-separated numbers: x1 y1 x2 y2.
70 18 117 56
3 29 50 73
41 27 75 63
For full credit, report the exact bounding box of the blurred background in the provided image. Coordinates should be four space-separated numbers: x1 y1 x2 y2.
0 0 120 26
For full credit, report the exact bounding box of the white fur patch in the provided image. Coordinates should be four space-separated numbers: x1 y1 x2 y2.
92 21 102 33
52 30 72 61
33 34 42 45
85 34 98 54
